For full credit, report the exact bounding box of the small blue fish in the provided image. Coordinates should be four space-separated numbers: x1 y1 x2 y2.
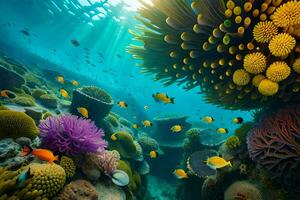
17 168 31 188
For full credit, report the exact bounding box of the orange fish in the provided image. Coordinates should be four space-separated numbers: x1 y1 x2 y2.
20 146 59 163
0 90 9 98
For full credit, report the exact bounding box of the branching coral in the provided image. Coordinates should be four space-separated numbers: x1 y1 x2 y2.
247 104 300 193
39 114 107 155
129 0 300 110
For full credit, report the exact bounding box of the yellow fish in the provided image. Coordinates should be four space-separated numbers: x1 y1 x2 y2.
0 90 9 98
216 128 228 134
149 150 157 158
170 125 183 133
77 107 88 118
202 116 214 123
142 120 153 127
152 92 175 104
111 133 117 141
117 101 128 108
233 117 243 124
72 80 79 87
56 76 64 84
133 124 140 129
60 89 69 98
173 169 188 179
204 156 232 169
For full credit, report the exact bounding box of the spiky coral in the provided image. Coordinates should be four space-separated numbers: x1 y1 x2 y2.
129 0 300 110
39 114 107 155
247 104 300 193
266 61 291 82
258 79 279 96
293 58 300 73
252 74 266 87
59 156 76 178
243 52 267 74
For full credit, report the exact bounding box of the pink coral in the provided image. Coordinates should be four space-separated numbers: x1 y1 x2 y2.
247 105 300 192
86 150 120 176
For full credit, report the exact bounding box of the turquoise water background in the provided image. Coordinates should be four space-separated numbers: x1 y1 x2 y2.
0 0 252 135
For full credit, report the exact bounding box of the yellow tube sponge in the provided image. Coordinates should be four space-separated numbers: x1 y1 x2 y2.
266 61 291 82
258 79 279 96
233 69 251 86
253 21 278 43
243 52 267 74
271 1 300 27
269 33 296 57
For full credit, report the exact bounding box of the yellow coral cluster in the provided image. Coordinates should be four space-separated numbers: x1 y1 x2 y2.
59 156 76 178
258 79 279 96
243 53 267 74
233 69 250 86
266 61 291 82
253 21 278 43
271 1 300 27
269 33 296 57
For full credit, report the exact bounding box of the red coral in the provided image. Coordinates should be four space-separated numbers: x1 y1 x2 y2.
247 105 300 192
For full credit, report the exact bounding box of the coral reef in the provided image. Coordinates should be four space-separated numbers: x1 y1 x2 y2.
109 131 137 159
225 136 240 149
31 89 47 99
129 0 300 110
137 133 161 154
95 181 126 200
39 114 107 155
247 104 300 193
0 65 25 90
224 181 263 200
234 122 253 143
183 128 205 159
0 163 66 199
39 94 58 108
71 86 114 124
12 96 36 107
0 110 38 139
24 108 43 125
59 156 76 178
53 179 98 200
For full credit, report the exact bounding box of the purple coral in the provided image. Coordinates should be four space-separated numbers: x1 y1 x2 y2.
247 105 300 192
39 114 107 155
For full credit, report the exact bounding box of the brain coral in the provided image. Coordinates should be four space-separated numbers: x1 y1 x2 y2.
224 181 263 200
39 114 107 155
59 156 76 178
128 0 300 110
247 104 300 192
0 110 38 139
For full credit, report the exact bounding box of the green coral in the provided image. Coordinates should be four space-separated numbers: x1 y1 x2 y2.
0 110 39 139
106 113 119 127
0 163 66 199
31 89 47 99
59 156 76 178
128 0 300 110
23 73 43 88
119 117 133 128
12 96 35 107
109 132 137 159
39 94 58 109
225 136 241 149
80 86 113 104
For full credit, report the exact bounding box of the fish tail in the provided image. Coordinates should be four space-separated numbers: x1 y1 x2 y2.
228 161 232 167
170 97 175 104
19 145 32 157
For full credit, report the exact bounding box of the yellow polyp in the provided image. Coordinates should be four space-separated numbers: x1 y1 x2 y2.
244 2 252 12
272 0 283 7
197 14 203 24
211 70 216 74
188 65 194 70
202 42 210 51
236 54 242 61
213 28 222 38
247 42 254 50
225 89 231 94
261 3 268 12
223 34 231 45
203 61 210 68
173 64 178 69
225 9 233 18
233 6 242 15
169 51 178 58
238 44 245 50
244 17 251 28
210 62 217 69
191 2 197 9
176 73 180 78
208 36 217 44
267 6 276 14
226 69 232 76
219 58 225 66
226 0 235 9
252 9 260 17
228 60 234 66
211 80 215 84
189 51 199 58
235 16 242 24
217 44 226 53
260 13 267 21
219 75 224 80
292 85 299 93
193 24 201 33
192 74 197 80
237 27 245 35
198 69 202 74
183 58 189 64
229 46 237 55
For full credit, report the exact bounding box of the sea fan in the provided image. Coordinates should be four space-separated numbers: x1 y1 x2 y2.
39 114 107 155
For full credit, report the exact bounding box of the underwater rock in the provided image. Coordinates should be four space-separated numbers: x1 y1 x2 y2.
0 110 39 139
112 169 130 186
24 107 43 124
71 86 114 125
248 104 300 193
39 94 58 108
187 149 218 178
0 138 19 159
95 181 126 200
136 160 150 175
31 88 47 99
54 179 98 200
151 115 192 147
224 181 263 200
0 65 25 90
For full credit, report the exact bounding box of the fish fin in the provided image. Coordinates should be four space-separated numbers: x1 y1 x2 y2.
54 155 60 161
170 98 175 104
19 145 32 157
228 161 232 167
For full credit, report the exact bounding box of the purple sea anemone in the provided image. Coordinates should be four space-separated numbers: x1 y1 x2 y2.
39 114 107 155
